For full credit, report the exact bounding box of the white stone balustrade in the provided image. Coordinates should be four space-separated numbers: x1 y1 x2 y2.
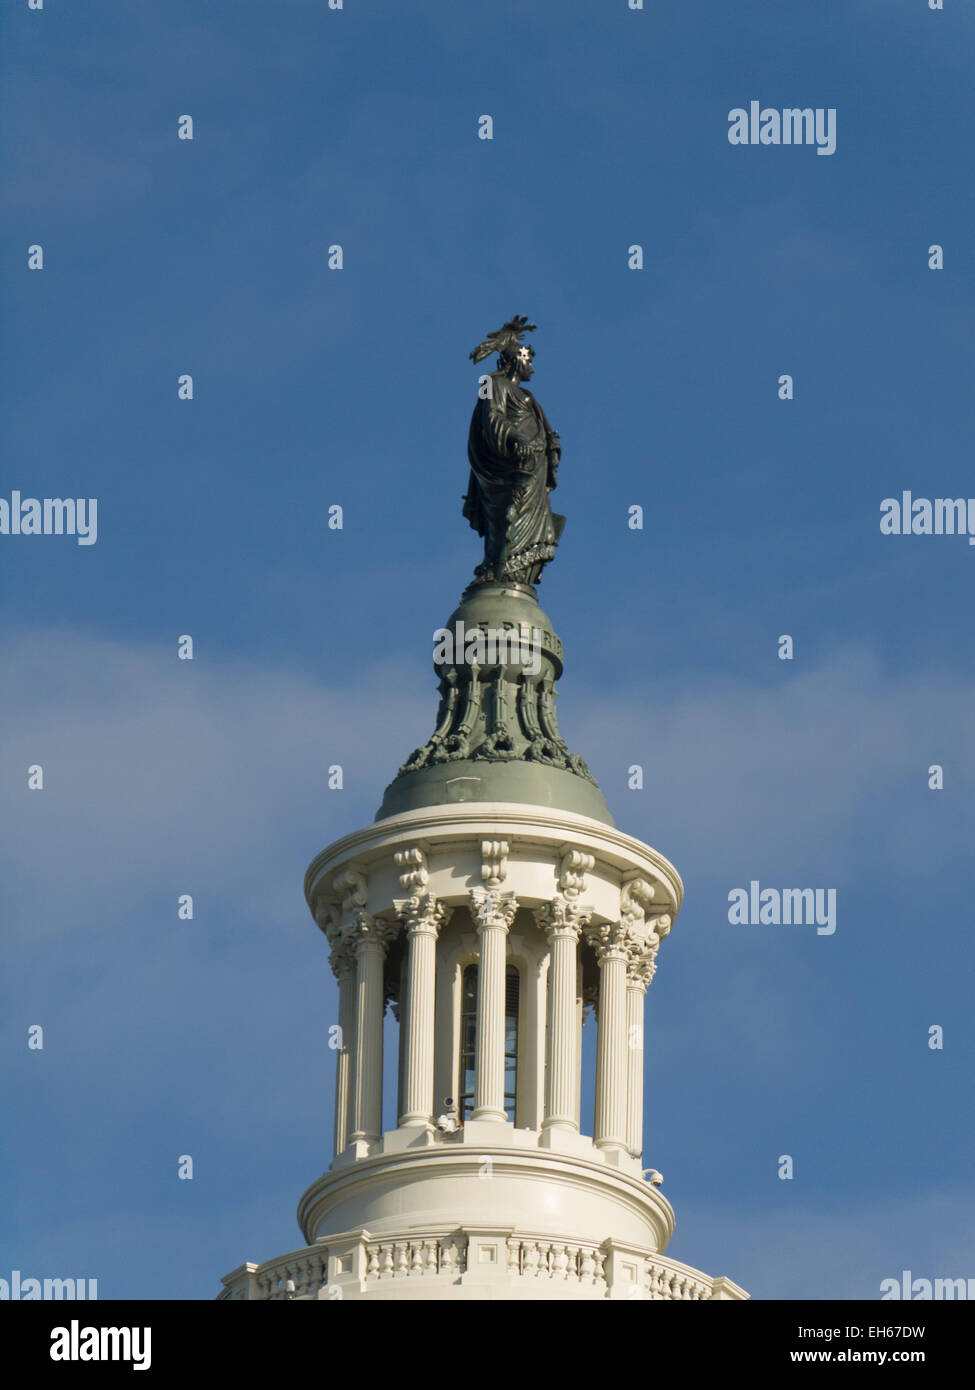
217 1232 747 1301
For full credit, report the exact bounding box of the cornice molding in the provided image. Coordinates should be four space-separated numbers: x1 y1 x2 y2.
305 803 683 914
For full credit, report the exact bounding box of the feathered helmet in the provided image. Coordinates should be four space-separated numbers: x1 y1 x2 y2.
469 315 536 367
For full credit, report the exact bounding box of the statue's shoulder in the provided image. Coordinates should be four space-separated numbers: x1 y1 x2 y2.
483 373 517 412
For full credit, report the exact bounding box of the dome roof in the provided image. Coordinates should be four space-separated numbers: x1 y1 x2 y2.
375 580 613 825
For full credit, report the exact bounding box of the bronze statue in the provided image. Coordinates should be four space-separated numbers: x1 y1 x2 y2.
464 316 565 587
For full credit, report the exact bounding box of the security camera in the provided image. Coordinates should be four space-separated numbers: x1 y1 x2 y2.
435 1098 459 1134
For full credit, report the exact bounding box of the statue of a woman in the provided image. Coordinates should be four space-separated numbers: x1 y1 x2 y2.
464 316 566 587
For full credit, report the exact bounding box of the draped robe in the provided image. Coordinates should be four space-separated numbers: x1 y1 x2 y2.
464 372 565 584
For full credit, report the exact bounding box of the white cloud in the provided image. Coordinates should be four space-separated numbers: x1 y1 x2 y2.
567 646 975 882
0 627 427 948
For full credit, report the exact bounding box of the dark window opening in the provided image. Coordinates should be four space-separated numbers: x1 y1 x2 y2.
459 963 519 1122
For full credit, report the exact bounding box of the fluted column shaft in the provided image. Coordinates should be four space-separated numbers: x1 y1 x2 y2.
589 924 630 1153
470 889 517 1122
523 956 547 1131
625 973 645 1158
349 919 389 1145
574 993 584 1127
542 911 583 1133
333 960 356 1155
397 896 447 1127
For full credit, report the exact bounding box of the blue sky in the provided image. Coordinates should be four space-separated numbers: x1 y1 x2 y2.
2 0 973 1300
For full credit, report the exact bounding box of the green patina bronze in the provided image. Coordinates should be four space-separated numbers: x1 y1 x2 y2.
374 319 612 826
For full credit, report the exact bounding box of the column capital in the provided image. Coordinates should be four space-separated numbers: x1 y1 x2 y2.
626 944 656 992
584 919 632 963
469 886 518 932
535 893 591 940
625 913 672 989
393 892 452 937
349 911 397 955
328 936 357 981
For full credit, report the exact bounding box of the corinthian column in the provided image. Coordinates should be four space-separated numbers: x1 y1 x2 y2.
469 887 518 1122
626 912 671 1159
536 896 589 1137
348 914 395 1147
585 921 630 1155
625 947 654 1159
330 939 357 1156
394 893 450 1127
